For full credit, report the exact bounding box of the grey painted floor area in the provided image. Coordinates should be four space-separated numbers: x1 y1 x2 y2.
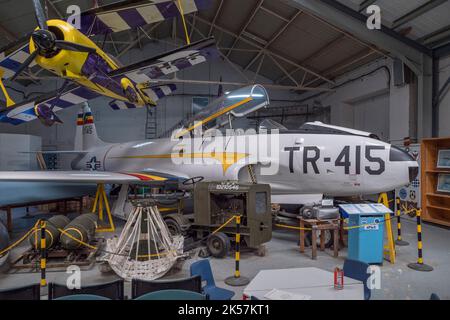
0 213 449 300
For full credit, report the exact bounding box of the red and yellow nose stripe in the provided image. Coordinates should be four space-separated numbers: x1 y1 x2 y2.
123 173 167 181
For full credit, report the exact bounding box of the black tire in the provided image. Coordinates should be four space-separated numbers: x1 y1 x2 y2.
164 218 182 236
206 232 230 258
306 230 333 248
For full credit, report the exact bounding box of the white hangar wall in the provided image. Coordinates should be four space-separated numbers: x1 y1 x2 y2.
299 55 450 144
298 57 416 145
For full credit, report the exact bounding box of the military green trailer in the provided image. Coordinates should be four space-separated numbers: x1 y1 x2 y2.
191 181 272 258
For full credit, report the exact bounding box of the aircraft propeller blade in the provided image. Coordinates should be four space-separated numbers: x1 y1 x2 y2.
32 0 48 30
10 50 39 81
54 40 97 53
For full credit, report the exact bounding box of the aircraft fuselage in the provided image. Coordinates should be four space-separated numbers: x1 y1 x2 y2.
72 132 418 198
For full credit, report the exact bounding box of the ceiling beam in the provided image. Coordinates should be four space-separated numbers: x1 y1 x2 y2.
358 0 378 12
208 0 224 37
195 16 334 84
276 34 345 84
116 22 163 58
304 49 378 87
244 10 302 71
267 53 299 86
283 0 431 72
225 0 264 58
392 0 447 30
420 25 450 47
146 77 333 92
0 23 16 42
259 5 290 22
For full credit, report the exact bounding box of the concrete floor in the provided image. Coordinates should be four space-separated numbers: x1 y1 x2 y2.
1 210 449 300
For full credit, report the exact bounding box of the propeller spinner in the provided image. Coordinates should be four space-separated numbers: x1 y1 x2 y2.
11 0 96 81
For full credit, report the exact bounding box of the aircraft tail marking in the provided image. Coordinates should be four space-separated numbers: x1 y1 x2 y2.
74 102 103 150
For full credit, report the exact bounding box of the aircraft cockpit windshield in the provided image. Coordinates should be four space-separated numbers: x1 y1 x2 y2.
181 84 270 131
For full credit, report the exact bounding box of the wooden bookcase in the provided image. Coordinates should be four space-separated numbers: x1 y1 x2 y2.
421 137 450 227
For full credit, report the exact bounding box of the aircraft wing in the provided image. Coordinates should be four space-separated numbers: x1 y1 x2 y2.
0 37 35 80
0 86 100 125
75 0 210 36
0 170 185 185
109 84 177 110
108 38 218 83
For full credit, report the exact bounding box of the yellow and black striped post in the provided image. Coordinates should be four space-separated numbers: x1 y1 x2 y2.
395 197 409 246
408 209 433 272
225 215 250 286
40 221 47 287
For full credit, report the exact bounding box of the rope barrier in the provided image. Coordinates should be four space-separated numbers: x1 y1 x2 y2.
0 203 416 258
395 197 409 246
52 213 240 258
40 221 47 287
275 212 408 233
212 215 238 235
0 220 41 256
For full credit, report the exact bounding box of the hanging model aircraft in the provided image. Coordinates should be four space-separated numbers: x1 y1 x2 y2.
0 85 419 207
0 0 218 126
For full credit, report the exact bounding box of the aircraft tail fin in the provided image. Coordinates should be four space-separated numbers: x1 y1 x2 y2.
75 102 103 150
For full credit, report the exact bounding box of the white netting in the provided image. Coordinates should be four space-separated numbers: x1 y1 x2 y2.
100 204 184 281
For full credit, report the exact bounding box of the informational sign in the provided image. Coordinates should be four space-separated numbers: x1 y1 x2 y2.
395 144 420 213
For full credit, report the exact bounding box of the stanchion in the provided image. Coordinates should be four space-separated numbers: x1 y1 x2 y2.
395 197 409 246
225 215 250 286
40 221 47 287
408 209 433 272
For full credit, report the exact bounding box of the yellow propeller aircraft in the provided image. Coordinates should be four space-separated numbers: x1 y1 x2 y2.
0 0 217 126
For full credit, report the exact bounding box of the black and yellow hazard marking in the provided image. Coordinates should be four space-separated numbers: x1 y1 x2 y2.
225 215 250 286
408 209 434 272
395 197 409 246
40 221 47 287
235 216 241 278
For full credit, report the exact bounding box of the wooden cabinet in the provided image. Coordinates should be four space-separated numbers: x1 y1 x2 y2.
421 138 450 226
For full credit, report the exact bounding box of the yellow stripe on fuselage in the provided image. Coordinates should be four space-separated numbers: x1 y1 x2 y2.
175 97 253 138
114 152 249 174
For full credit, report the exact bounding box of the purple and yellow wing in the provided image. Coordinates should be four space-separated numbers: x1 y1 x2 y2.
75 0 211 36
0 86 100 125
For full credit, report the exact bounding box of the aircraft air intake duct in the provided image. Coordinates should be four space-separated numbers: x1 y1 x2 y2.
29 215 70 250
60 214 98 250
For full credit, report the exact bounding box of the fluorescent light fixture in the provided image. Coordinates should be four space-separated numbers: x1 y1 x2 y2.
227 94 264 99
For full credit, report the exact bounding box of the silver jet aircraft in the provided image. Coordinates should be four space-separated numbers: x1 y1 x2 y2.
0 85 418 206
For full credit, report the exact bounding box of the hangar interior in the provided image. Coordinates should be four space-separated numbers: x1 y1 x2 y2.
0 0 449 301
